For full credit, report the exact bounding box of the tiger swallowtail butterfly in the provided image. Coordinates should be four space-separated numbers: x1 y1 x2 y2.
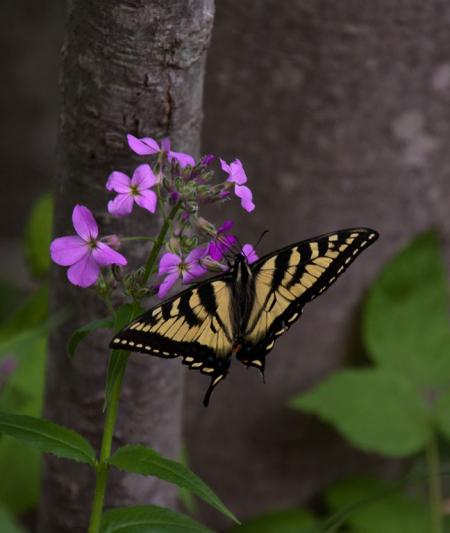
110 228 378 406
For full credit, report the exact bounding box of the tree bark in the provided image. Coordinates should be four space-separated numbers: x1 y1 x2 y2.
187 1 450 529
37 1 214 532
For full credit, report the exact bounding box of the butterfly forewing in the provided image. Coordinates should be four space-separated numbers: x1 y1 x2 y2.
110 277 235 404
237 228 378 371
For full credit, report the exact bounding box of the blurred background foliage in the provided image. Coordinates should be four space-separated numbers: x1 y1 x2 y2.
2 193 449 531
0 194 52 531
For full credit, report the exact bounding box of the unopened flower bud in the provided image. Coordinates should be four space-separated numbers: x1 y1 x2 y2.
194 216 216 236
200 154 215 166
103 234 121 250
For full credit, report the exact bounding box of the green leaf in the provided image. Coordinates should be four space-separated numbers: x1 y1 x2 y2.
0 284 49 340
100 505 214 533
363 231 450 388
0 280 25 323
0 334 46 513
24 193 53 278
290 369 431 457
0 412 96 466
229 509 317 533
68 316 114 359
110 445 238 524
0 505 24 533
324 476 429 533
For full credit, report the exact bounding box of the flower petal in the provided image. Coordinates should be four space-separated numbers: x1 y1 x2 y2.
67 252 100 288
168 151 195 169
182 263 206 283
158 272 179 299
134 189 157 213
235 185 255 212
242 244 259 264
106 171 131 193
232 159 248 184
217 220 233 234
186 246 207 264
127 134 160 155
158 253 182 276
131 164 157 190
72 205 98 240
220 158 231 174
207 241 222 261
92 242 127 267
107 194 134 217
50 236 87 266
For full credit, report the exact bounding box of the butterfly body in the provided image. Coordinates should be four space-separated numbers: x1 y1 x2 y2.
110 228 378 406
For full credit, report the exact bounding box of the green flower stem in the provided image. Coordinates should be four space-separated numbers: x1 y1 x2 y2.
121 236 156 242
88 204 180 532
426 433 443 533
143 201 181 284
88 355 127 533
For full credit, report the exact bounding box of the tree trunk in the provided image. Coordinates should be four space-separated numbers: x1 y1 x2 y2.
187 1 450 529
37 1 214 532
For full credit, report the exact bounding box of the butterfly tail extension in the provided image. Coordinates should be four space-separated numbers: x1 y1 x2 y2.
200 356 231 407
203 370 229 407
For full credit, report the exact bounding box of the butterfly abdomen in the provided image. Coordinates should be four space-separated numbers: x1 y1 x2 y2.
230 255 255 339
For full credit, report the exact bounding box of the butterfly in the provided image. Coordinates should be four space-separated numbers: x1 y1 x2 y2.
110 228 378 406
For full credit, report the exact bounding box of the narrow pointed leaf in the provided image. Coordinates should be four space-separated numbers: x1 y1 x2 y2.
100 505 214 533
0 412 96 466
110 445 238 523
68 316 114 359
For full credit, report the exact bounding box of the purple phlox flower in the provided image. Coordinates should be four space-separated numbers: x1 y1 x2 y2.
107 164 157 217
50 205 127 288
157 246 207 298
127 134 195 169
220 158 255 212
242 244 259 264
162 138 195 169
207 220 237 261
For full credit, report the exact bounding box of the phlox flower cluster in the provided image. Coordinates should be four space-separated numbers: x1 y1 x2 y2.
50 133 258 302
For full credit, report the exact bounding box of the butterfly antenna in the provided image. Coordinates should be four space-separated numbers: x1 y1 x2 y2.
254 229 269 252
234 235 245 254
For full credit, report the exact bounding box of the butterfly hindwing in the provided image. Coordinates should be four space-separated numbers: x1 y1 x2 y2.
237 228 378 372
110 277 235 405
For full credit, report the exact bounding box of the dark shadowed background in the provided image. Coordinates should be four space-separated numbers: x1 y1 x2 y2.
1 1 450 531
